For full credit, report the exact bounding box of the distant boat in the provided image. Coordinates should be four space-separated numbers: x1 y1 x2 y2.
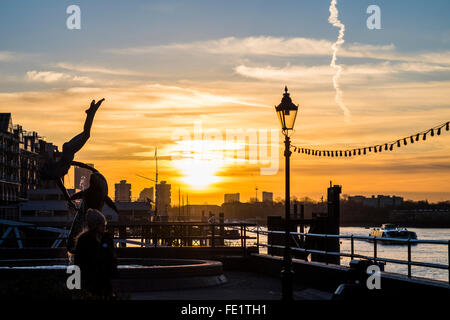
369 224 417 244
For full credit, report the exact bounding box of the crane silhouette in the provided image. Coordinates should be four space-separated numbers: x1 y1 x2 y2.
136 147 159 216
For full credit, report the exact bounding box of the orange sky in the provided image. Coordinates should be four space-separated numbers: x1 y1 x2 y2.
2 2 450 204
4 79 450 204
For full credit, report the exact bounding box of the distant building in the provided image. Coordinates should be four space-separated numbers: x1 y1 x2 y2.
0 113 20 219
20 188 78 223
262 191 273 203
115 180 131 202
138 187 154 202
115 201 153 223
37 140 60 190
378 195 403 208
224 193 240 203
16 127 41 200
169 204 221 219
74 163 94 190
156 181 171 216
348 195 403 208
1 114 52 220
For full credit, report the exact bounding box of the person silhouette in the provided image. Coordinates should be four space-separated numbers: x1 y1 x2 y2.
74 208 118 298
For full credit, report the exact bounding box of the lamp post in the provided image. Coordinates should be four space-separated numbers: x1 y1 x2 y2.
275 86 299 301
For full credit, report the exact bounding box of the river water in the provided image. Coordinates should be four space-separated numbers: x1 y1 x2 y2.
240 227 450 283
340 227 449 282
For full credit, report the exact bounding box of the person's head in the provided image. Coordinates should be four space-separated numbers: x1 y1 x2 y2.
86 208 106 234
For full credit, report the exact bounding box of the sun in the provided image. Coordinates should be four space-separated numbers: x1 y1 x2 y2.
170 139 227 190
169 137 245 190
175 159 222 190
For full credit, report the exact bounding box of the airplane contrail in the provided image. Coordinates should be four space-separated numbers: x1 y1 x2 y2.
328 0 351 119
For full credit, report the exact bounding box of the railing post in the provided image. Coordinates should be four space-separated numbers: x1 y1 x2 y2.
373 237 377 263
270 230 273 256
141 225 144 248
240 225 244 248
243 226 247 257
211 224 215 248
188 224 192 247
244 226 247 249
325 234 328 265
407 238 412 278
180 224 184 248
448 240 450 285
256 226 260 253
350 235 354 260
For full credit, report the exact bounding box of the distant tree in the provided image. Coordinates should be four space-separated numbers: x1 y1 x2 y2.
299 196 315 204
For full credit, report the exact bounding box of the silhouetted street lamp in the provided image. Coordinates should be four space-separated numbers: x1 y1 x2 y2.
275 86 299 301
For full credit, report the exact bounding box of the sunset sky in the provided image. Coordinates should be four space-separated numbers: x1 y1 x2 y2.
1 0 450 204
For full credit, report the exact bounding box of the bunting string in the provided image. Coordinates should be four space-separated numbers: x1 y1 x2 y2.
291 121 450 157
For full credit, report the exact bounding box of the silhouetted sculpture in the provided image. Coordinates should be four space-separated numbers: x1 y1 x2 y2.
40 99 104 181
38 99 119 252
67 163 119 252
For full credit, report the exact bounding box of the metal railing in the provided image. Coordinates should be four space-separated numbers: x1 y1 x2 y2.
2 220 448 284
0 221 256 251
246 227 450 284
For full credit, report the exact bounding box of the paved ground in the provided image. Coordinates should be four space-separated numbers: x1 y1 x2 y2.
128 271 333 300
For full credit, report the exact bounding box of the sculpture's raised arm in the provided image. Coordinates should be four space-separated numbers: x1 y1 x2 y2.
39 99 104 181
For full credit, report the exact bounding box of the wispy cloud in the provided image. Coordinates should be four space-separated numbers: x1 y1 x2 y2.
234 62 450 83
109 36 450 68
0 51 15 61
418 51 450 65
54 62 147 76
109 36 397 60
26 71 93 84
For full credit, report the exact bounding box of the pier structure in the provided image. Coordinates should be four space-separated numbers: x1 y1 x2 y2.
267 184 342 265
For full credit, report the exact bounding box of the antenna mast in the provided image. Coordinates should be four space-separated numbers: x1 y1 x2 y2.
251 174 258 202
187 193 189 220
154 147 158 217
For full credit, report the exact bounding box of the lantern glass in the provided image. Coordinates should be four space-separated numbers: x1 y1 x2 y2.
275 87 299 132
276 107 298 131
